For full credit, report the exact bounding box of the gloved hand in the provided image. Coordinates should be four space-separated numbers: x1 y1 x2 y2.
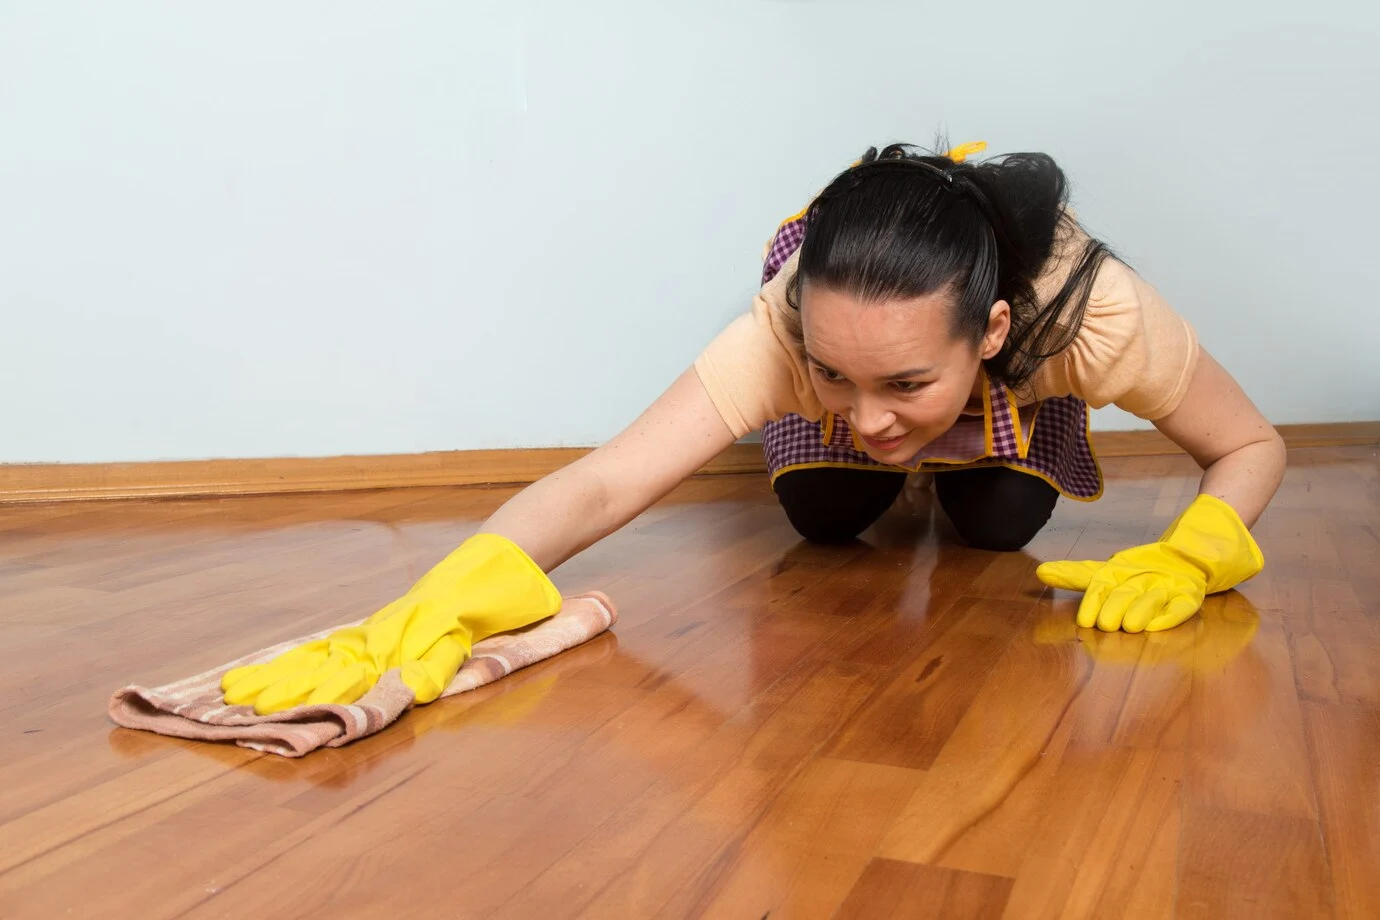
1036 493 1264 633
221 532 561 714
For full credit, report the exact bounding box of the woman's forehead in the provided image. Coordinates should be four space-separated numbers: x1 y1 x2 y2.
801 287 953 342
801 287 959 375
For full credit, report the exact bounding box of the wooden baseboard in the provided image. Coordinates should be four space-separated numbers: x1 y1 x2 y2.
0 443 769 504
2 422 1375 505
1092 421 1380 457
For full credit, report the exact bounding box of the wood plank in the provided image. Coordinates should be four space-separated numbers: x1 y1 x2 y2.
1302 702 1380 920
1184 603 1318 820
0 753 240 876
875 599 1094 876
834 859 1014 920
1175 806 1333 919
999 745 1183 920
682 758 925 920
568 659 887 919
1275 560 1380 708
824 597 1027 770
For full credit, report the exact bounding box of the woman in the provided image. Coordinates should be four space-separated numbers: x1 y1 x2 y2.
224 142 1286 715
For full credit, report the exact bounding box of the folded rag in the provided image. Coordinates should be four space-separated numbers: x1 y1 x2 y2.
107 592 616 758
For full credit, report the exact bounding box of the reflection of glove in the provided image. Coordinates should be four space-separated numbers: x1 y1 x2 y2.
1036 494 1264 633
1033 593 1260 671
221 533 561 714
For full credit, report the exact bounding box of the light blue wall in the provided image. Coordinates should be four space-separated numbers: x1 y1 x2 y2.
3 1 1375 463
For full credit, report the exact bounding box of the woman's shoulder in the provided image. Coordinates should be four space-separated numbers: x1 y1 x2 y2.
1033 212 1158 332
692 245 822 437
1030 216 1200 419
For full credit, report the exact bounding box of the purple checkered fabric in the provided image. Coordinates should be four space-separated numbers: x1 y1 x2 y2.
762 212 807 285
756 208 1104 500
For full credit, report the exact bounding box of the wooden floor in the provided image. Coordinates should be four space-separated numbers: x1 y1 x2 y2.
0 447 1377 919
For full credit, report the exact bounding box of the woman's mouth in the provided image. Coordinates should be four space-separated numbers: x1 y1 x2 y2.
860 433 908 453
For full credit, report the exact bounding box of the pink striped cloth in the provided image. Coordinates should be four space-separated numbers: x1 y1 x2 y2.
107 592 617 758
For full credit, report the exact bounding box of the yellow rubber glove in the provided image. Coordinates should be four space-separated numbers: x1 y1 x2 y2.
221 533 561 714
1036 494 1264 633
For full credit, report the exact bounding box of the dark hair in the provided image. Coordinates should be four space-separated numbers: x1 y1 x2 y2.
785 142 1112 393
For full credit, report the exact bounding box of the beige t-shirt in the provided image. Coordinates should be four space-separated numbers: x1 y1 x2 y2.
693 217 1199 439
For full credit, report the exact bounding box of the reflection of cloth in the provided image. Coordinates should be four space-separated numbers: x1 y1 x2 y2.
107 593 616 758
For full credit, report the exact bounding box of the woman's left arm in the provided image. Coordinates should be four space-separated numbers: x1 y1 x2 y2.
1036 345 1286 632
1151 345 1286 526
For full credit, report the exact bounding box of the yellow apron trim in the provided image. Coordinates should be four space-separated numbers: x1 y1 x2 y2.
981 370 995 457
897 453 993 470
965 399 1101 501
1021 402 1041 459
1006 386 1024 456
771 457 1104 501
773 378 1105 502
1078 401 1105 500
1006 388 1039 460
768 460 908 485
976 460 1104 503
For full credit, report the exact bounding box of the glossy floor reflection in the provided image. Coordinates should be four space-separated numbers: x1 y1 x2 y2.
0 446 1376 919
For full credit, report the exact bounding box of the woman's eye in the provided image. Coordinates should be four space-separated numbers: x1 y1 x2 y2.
813 365 846 384
891 380 926 393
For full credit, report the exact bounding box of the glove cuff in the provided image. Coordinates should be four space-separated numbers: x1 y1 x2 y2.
1161 493 1265 594
411 532 562 615
467 532 562 611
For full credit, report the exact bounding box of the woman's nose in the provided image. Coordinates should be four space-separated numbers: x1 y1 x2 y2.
851 394 897 437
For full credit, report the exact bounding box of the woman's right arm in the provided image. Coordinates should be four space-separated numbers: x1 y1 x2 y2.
477 366 740 572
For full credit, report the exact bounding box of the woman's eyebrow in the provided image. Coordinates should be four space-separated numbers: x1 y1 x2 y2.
883 366 935 379
805 351 934 379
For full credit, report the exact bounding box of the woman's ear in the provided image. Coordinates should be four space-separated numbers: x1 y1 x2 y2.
981 300 1011 359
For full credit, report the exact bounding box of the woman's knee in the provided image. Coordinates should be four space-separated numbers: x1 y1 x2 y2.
772 467 907 543
935 466 1059 551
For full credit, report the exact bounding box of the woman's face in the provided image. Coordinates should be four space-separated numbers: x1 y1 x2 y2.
800 285 1010 463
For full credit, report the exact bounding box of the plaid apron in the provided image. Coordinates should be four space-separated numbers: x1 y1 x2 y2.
759 208 1104 502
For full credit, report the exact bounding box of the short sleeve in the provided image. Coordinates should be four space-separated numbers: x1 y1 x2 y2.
692 248 822 438
1036 257 1200 420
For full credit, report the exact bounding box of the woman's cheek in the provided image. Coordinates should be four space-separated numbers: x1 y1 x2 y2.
818 387 852 415
897 400 945 431
908 388 966 428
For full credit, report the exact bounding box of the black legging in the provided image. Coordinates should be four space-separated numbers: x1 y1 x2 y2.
772 465 1059 551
